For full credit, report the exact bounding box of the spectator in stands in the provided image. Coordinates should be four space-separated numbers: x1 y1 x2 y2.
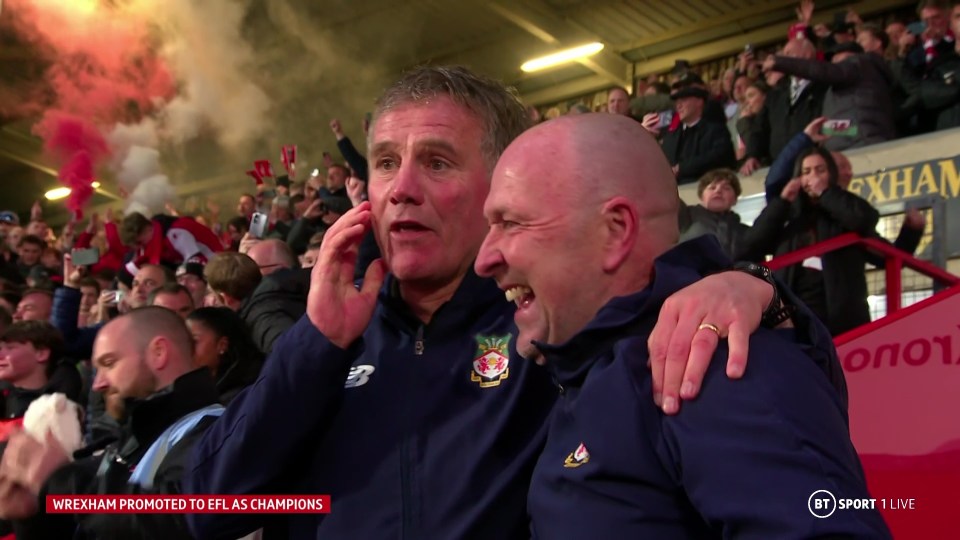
727 73 752 141
721 68 739 119
186 308 263 405
904 0 954 76
51 261 172 366
12 290 51 323
322 165 349 199
756 37 826 163
857 23 890 55
0 212 18 240
918 0 960 129
657 79 736 185
149 283 195 319
204 250 307 355
763 117 925 258
176 262 207 309
119 212 222 277
607 87 631 115
330 118 369 181
299 237 323 269
225 216 248 251
246 239 297 276
898 0 956 133
303 172 323 204
738 146 879 335
76 278 99 328
130 264 173 310
269 195 295 240
764 41 895 151
737 80 769 175
678 169 751 259
886 20 908 54
0 321 81 421
15 236 44 281
476 112 889 539
237 193 256 220
204 253 261 311
672 72 727 124
185 66 808 540
0 308 221 539
4 228 22 257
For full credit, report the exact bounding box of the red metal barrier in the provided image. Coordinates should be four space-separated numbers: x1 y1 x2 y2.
764 232 960 321
765 233 960 539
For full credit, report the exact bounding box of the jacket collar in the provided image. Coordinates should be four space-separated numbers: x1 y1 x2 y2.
379 266 505 335
126 368 220 446
535 237 731 388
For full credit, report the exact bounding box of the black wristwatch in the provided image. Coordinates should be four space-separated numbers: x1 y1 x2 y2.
731 262 794 327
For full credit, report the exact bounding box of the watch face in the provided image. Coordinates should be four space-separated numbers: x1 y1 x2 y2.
735 261 773 280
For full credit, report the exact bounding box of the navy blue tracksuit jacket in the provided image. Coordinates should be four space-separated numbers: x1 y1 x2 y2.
185 269 557 539
528 239 891 539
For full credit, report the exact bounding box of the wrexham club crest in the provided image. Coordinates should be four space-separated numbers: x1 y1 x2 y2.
471 334 511 388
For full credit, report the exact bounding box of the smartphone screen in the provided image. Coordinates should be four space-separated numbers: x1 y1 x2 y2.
249 212 269 239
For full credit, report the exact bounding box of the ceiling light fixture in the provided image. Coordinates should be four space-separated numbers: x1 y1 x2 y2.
44 181 102 201
521 42 605 73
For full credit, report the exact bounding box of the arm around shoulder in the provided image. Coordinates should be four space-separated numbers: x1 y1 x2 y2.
659 336 891 538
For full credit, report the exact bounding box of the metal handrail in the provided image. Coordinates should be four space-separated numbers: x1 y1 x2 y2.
764 232 960 315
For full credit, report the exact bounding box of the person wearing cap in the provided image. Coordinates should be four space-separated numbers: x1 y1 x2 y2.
176 263 207 308
658 78 737 185
0 212 19 237
0 213 21 285
763 40 896 151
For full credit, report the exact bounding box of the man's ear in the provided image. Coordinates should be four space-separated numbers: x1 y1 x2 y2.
34 346 51 365
147 336 170 371
600 196 639 273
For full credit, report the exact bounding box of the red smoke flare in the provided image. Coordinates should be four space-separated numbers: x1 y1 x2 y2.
3 0 176 124
35 113 111 212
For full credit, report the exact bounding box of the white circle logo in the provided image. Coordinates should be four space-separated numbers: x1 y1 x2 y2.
808 489 837 518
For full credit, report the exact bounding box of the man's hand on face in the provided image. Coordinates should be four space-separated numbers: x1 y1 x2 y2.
647 271 778 415
1 429 69 496
307 202 386 349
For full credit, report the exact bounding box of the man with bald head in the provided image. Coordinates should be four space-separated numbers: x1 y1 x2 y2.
246 238 297 276
0 307 222 538
476 113 889 538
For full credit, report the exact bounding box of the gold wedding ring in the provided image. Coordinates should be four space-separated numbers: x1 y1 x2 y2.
697 322 721 337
